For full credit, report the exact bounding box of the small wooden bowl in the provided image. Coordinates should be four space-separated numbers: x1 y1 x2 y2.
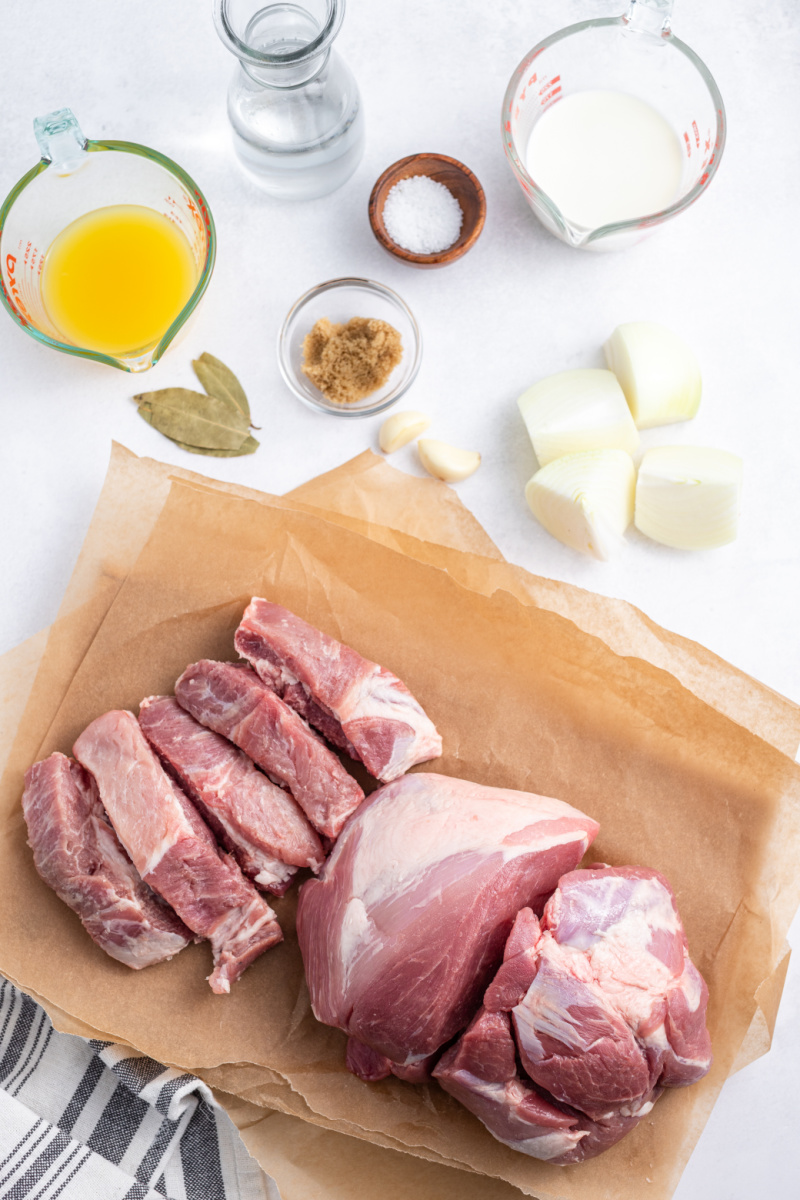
368 153 486 269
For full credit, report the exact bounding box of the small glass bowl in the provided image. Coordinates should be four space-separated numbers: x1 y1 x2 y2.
277 277 422 417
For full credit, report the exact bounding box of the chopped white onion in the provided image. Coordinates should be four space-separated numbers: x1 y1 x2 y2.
604 322 701 429
634 446 743 549
525 449 636 561
418 438 481 482
517 369 639 467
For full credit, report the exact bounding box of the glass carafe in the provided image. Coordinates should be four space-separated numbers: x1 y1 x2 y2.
214 0 365 200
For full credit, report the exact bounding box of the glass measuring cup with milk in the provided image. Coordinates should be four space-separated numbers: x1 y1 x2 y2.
502 0 726 250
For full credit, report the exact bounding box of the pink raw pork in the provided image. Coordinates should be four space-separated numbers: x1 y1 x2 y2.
436 865 711 1163
235 598 442 782
139 695 324 896
22 752 191 969
297 772 599 1074
73 711 283 993
174 660 364 839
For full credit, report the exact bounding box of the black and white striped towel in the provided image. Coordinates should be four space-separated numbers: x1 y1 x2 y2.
0 976 279 1199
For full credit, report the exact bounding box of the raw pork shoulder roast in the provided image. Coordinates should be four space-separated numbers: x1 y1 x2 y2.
434 865 712 1163
297 772 600 1080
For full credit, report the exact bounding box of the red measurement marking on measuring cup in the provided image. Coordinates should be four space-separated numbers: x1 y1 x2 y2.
538 74 562 109
192 191 211 233
683 131 692 157
3 253 32 324
692 121 700 148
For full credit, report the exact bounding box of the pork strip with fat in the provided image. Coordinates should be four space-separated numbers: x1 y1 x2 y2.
235 598 442 782
73 711 282 993
174 660 364 839
139 695 324 896
22 752 191 969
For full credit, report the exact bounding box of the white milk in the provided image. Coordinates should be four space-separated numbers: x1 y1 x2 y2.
525 91 683 230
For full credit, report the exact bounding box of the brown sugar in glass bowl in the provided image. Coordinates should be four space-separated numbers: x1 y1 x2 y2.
301 316 403 406
277 278 422 418
369 153 486 268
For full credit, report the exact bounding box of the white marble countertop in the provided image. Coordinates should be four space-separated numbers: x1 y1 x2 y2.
1 1 798 1196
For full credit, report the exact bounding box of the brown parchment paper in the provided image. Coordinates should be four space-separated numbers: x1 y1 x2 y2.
22 442 799 765
2 463 800 1200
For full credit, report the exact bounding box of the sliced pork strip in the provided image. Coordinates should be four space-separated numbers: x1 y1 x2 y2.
73 711 282 993
138 695 324 896
22 752 191 969
297 772 599 1071
174 660 364 839
234 598 442 782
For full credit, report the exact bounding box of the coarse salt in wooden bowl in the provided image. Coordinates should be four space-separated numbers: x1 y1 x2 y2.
368 153 486 269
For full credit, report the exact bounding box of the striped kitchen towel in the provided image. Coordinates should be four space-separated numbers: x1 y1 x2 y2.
0 976 279 1199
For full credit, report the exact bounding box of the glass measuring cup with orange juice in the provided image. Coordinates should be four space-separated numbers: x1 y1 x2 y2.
0 109 215 371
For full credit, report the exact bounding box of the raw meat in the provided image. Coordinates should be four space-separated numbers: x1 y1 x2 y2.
22 752 191 969
139 695 324 896
433 1008 588 1163
434 1003 661 1165
234 598 442 782
297 772 599 1072
174 660 364 839
445 865 711 1163
73 711 283 993
497 867 712 1117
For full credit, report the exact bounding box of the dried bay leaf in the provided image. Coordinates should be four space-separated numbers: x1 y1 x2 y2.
192 353 252 424
173 435 260 457
135 388 249 451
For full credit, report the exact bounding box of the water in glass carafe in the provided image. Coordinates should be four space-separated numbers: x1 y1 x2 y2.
214 0 365 201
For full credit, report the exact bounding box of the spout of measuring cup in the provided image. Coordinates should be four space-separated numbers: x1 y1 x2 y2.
624 0 674 41
33 108 89 175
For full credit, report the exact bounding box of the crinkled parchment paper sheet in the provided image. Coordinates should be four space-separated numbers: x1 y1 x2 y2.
1 444 799 1200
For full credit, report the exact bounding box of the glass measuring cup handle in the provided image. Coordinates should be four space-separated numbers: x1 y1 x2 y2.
33 108 89 174
625 0 674 39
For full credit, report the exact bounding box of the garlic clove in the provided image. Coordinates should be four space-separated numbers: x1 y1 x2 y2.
525 449 636 561
517 369 639 467
379 410 431 454
418 438 481 483
604 322 701 429
634 446 743 550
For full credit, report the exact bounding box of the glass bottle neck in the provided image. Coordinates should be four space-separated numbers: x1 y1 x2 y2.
215 1 343 88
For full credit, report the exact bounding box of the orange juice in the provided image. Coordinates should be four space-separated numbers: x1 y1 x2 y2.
41 204 197 356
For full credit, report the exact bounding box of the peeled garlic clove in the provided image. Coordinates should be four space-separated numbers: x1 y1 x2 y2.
379 410 431 454
517 369 639 467
635 446 742 550
418 438 481 482
604 322 701 429
525 449 636 561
